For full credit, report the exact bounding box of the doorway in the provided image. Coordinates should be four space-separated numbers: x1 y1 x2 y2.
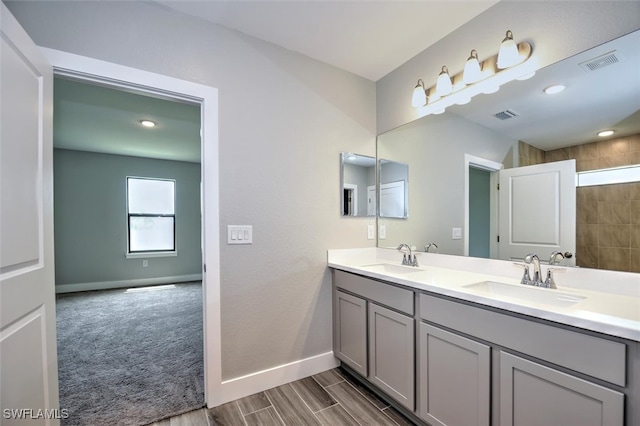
43 47 222 408
52 76 205 423
464 154 502 258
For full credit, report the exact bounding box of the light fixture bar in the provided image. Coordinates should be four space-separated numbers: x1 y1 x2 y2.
414 41 533 116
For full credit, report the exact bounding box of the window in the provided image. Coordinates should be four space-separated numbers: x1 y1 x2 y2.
127 177 176 253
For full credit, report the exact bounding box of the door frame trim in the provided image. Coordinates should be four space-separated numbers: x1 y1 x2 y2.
40 47 223 406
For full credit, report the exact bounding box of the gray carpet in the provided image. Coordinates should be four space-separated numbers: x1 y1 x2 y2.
56 282 205 426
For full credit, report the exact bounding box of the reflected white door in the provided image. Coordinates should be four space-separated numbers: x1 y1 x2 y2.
498 160 576 266
380 181 406 218
367 185 376 216
1 4 60 423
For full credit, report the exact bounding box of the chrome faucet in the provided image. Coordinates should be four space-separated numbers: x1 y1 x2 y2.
549 251 565 265
397 244 418 267
522 253 544 287
520 253 559 288
424 243 438 253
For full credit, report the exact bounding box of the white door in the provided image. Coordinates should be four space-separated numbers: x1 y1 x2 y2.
0 4 60 424
367 185 376 216
380 180 406 218
498 160 576 266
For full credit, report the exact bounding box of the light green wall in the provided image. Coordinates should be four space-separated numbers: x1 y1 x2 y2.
53 149 202 287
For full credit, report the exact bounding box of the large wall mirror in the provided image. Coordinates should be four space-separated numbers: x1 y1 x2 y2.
341 152 376 217
377 29 640 273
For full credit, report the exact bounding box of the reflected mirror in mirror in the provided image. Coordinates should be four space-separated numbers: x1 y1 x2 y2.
340 153 376 217
379 159 409 219
376 29 640 273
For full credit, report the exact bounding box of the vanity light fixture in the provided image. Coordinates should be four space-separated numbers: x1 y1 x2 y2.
598 130 615 137
140 119 156 128
544 84 566 95
463 50 482 84
411 30 533 116
412 79 428 107
497 30 521 69
436 66 453 97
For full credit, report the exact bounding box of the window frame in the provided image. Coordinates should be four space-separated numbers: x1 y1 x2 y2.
126 176 177 256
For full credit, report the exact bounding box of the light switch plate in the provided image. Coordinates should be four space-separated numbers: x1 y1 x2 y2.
367 225 375 240
228 225 252 244
379 225 386 239
452 227 462 240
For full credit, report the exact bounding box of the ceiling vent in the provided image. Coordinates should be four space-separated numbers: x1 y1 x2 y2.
579 50 622 72
493 109 519 120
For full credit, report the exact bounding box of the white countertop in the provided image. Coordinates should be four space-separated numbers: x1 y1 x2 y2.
328 248 640 342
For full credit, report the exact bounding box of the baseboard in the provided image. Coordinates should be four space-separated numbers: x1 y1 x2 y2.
55 274 203 293
216 351 339 405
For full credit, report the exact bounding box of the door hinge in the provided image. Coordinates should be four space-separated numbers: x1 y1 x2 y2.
203 263 207 273
497 183 500 190
497 235 500 243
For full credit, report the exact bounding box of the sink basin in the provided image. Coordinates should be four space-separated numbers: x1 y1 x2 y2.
462 281 586 307
360 263 423 275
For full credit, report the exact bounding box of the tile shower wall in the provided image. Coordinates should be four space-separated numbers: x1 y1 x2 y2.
521 135 640 272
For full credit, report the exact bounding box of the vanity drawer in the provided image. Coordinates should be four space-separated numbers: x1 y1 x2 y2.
334 270 414 315
420 294 626 386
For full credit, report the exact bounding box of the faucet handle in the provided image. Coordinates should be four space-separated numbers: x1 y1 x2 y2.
411 254 419 267
513 262 531 285
544 267 565 289
401 253 409 265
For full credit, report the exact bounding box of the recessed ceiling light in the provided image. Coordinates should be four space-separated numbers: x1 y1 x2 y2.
598 130 615 137
543 84 566 95
140 120 156 128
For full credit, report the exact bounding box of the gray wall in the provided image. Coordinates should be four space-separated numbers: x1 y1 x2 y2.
5 0 376 380
53 149 202 288
377 1 640 133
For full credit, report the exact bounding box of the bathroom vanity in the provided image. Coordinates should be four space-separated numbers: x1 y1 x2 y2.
329 248 639 426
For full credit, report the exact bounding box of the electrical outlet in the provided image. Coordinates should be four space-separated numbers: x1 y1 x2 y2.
379 225 386 239
367 225 375 240
142 260 148 267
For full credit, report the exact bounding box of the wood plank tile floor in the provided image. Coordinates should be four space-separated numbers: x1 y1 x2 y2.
147 367 415 426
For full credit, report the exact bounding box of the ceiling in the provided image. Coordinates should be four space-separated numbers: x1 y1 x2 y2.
155 0 499 82
54 78 202 162
54 0 498 161
53 1 639 161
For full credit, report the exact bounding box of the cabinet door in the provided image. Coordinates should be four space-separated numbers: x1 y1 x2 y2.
334 290 367 376
368 303 415 411
500 352 624 426
419 323 490 426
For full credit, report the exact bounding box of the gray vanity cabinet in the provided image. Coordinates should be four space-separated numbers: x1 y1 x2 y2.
334 290 367 376
369 303 415 411
332 270 416 411
500 352 624 426
419 323 490 426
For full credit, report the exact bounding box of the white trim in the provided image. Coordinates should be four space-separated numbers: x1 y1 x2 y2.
219 352 339 405
125 251 177 259
464 154 503 257
39 48 222 406
55 274 202 293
